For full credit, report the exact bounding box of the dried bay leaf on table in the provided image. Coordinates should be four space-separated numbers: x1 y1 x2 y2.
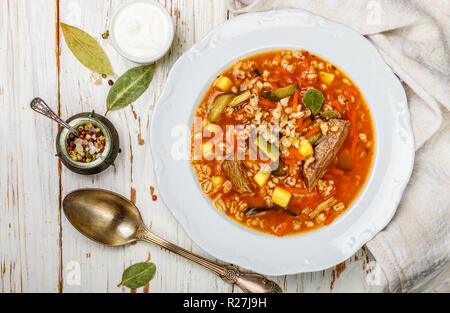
60 23 114 76
118 262 157 289
106 64 156 113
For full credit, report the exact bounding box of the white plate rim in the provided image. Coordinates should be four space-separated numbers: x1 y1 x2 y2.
149 9 415 275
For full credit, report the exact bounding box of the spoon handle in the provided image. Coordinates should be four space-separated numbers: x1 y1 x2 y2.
136 227 282 293
30 97 80 137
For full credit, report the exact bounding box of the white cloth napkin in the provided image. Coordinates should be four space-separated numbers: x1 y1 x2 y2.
226 0 450 292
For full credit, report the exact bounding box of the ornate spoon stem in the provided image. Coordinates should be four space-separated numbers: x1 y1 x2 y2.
30 97 80 137
135 226 282 293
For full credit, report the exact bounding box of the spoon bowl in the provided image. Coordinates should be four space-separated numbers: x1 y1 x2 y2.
63 189 142 247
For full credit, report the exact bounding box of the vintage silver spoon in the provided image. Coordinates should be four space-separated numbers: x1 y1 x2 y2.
30 97 80 137
63 189 282 293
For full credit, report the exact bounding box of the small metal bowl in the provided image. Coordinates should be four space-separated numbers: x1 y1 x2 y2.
56 111 120 175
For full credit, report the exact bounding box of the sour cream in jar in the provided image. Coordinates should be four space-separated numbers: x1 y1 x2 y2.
111 0 174 63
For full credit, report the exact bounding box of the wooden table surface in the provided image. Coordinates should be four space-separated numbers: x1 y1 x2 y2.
0 0 375 293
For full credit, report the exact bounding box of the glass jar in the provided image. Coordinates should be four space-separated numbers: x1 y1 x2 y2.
56 111 120 175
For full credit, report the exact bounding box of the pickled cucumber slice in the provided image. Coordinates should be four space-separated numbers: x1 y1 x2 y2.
261 84 298 101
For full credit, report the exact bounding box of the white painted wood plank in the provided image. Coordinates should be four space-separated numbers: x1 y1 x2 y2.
0 0 61 293
58 0 131 293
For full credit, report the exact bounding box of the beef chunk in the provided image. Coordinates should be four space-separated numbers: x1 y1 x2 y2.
223 160 254 194
303 119 351 190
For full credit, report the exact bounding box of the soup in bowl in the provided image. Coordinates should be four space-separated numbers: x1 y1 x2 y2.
191 49 375 237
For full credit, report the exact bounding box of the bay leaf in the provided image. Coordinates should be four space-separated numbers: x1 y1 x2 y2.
118 262 156 289
60 23 114 76
106 64 155 113
303 88 324 115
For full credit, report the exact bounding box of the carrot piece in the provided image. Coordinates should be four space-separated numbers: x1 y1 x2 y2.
244 155 272 163
297 78 307 88
270 81 279 89
274 222 288 236
276 65 288 75
274 218 291 236
288 164 294 174
233 107 246 117
324 189 337 200
289 146 305 161
345 86 358 96
349 110 356 138
302 119 312 129
297 118 312 132
283 186 313 194
350 135 359 163
259 98 277 109
324 213 337 225
301 194 324 210
349 110 358 162
284 158 296 173
303 126 320 138
292 89 299 113
330 188 337 197
259 157 272 164
329 168 345 176
296 117 305 130
281 153 295 159
289 164 295 174
284 157 295 164
299 59 310 72
331 100 342 112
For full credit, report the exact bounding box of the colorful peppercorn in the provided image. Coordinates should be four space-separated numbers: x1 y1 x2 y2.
66 122 107 164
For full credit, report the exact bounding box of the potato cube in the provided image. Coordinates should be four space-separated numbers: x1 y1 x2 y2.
272 187 292 208
214 76 234 92
319 72 335 85
212 176 224 188
202 142 214 158
206 123 222 133
254 170 271 187
299 139 314 158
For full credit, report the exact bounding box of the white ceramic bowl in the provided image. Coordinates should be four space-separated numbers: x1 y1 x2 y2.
110 0 174 64
150 10 415 275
